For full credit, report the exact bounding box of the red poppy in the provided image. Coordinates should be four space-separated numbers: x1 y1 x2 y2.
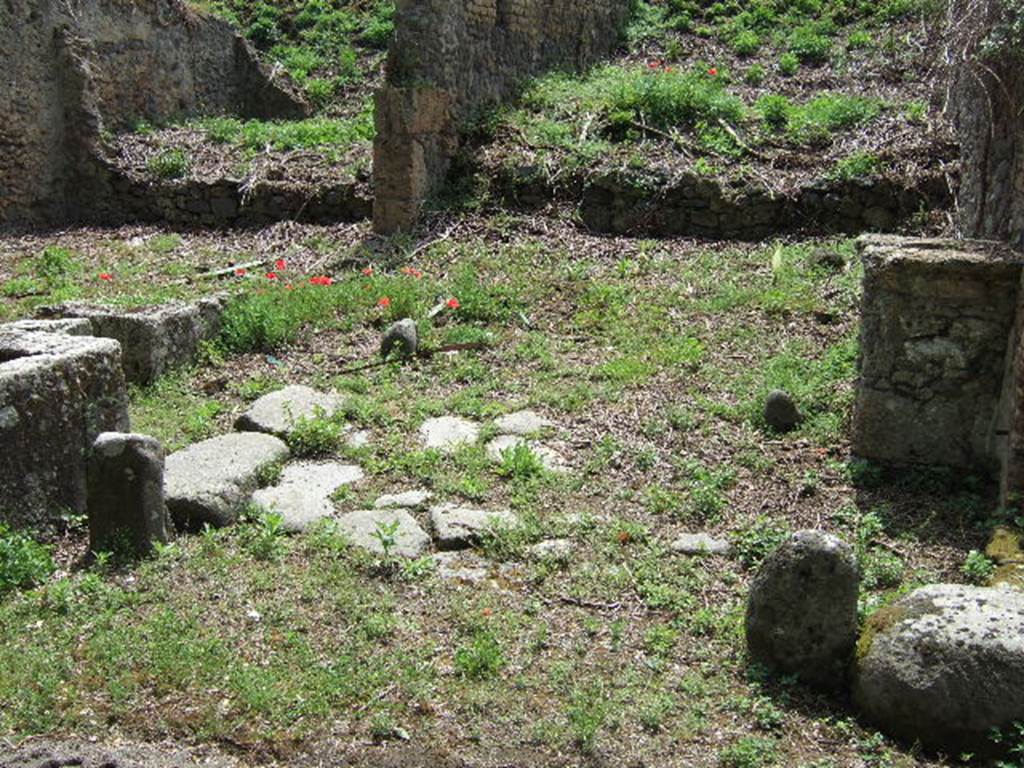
708 67 718 76
98 273 113 282
377 297 391 308
265 272 279 280
400 266 424 278
647 60 661 69
286 284 294 291
275 259 287 270
361 267 374 276
447 297 460 309
234 268 247 277
309 276 334 286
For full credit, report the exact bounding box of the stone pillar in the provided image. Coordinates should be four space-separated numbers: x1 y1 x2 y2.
87 432 171 556
372 85 457 234
853 235 1022 471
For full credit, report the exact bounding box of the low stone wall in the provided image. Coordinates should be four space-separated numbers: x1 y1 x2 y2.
373 0 633 232
853 235 1023 476
0 0 308 228
0 322 130 529
534 171 950 239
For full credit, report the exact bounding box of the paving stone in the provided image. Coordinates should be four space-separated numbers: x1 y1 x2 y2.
671 532 732 556
528 539 574 560
0 318 93 336
252 461 364 533
335 508 430 558
430 503 518 549
485 435 569 473
418 416 479 453
164 432 290 529
235 385 344 437
493 409 553 435
374 489 433 509
432 551 491 583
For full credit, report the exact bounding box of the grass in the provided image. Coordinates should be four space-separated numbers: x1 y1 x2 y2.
0 223 984 767
198 107 375 154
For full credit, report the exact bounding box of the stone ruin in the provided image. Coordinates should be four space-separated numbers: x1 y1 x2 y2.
1 0 308 228
371 0 634 233
852 0 1024 509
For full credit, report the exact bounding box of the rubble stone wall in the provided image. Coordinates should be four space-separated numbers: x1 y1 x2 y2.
853 235 1023 475
950 0 1024 246
373 0 633 232
0 0 307 228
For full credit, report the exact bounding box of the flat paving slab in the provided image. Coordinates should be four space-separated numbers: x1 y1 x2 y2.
165 432 290 529
335 508 431 558
235 385 344 437
252 461 364 533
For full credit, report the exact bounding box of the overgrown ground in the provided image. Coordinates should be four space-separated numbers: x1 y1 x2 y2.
0 215 1003 767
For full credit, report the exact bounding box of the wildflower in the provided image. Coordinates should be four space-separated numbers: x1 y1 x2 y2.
98 272 113 282
265 272 279 280
400 266 424 278
309 275 334 286
708 67 718 76
446 297 460 309
377 296 391 308
361 267 374 276
275 258 287 270
617 530 632 545
234 268 247 277
647 59 662 69
286 284 294 291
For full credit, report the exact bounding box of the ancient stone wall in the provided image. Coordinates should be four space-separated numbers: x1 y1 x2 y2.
373 0 633 233
853 235 1023 476
950 0 1024 246
0 0 307 228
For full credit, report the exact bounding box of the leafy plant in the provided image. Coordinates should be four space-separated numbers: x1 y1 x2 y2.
371 519 402 559
147 149 190 180
0 524 55 594
454 629 505 679
963 549 996 585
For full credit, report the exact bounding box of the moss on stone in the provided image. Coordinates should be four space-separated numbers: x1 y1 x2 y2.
991 563 1024 589
856 603 908 662
986 526 1024 564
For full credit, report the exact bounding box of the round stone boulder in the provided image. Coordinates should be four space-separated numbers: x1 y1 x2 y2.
745 530 859 689
381 318 418 360
854 584 1024 755
763 389 803 432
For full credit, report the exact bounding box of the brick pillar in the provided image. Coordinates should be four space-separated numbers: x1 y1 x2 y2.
372 86 456 234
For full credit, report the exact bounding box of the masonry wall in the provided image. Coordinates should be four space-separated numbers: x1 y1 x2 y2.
853 236 1023 473
0 0 307 228
373 0 633 233
950 0 1024 246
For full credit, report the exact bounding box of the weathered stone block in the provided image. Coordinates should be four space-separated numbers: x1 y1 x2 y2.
0 327 129 529
49 296 226 384
88 432 170 555
853 235 1023 470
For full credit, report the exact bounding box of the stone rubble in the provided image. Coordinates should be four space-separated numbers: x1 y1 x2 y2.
430 503 519 550
235 385 345 437
335 508 431 559
252 461 364 533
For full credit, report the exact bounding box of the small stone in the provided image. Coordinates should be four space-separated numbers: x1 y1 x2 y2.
528 539 574 560
87 432 171 556
433 551 491 582
381 318 418 359
235 385 344 437
419 416 480 453
164 433 290 529
493 409 553 436
430 503 518 549
374 489 433 509
671 532 731 556
252 461 364 533
485 435 569 473
745 530 859 689
335 508 430 558
763 389 803 432
810 247 846 271
347 429 371 449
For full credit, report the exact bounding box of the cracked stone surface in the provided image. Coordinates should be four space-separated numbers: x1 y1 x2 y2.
164 432 290 529
235 385 344 437
430 503 519 549
494 409 553 435
418 416 479 453
335 508 430 558
484 435 569 473
374 489 433 509
671 532 732 556
252 461 364 533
